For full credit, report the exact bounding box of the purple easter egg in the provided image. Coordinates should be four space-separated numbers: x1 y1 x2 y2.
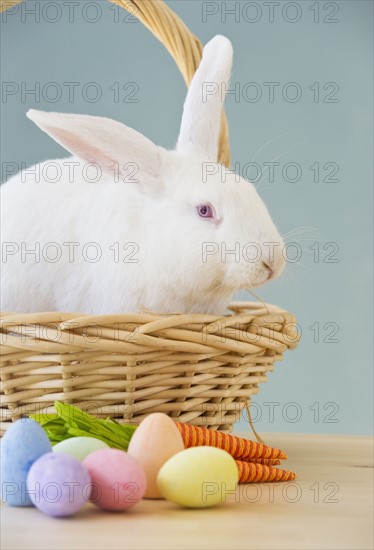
27 452 91 517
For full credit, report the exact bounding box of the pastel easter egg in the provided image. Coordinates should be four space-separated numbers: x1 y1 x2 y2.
53 437 109 461
157 446 239 508
127 413 184 498
83 448 146 511
27 452 91 517
0 418 52 507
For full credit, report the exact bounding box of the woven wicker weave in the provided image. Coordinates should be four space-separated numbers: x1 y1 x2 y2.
0 0 299 434
0 303 299 435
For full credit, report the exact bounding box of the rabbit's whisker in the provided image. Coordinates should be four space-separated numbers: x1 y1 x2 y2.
249 133 288 164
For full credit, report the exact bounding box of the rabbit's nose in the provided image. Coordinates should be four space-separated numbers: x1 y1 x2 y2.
262 259 274 279
262 253 285 280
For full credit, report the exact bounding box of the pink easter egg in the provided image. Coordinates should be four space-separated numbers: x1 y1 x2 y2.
83 448 146 511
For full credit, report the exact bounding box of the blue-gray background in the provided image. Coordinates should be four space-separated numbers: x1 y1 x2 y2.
1 1 372 435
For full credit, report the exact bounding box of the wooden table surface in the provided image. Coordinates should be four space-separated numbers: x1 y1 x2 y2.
1 433 373 550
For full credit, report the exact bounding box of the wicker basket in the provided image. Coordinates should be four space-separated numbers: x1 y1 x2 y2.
0 303 299 435
0 1 300 435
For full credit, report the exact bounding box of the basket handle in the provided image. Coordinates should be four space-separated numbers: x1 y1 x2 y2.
111 0 230 167
1 0 231 167
0 1 23 12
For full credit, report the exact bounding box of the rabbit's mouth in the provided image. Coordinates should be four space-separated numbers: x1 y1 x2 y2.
247 262 284 289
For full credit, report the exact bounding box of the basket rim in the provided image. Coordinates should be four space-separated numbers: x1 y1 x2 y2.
0 301 295 323
0 301 300 356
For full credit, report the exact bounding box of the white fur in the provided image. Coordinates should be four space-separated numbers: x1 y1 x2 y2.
0 36 285 315
177 35 233 160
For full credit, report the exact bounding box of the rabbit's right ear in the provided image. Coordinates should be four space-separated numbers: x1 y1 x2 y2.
26 109 162 190
176 35 233 162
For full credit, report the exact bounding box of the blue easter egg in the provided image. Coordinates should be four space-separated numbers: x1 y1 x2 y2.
27 453 91 517
1 418 52 506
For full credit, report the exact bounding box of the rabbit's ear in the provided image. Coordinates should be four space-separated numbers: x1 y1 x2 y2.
26 109 162 187
177 35 233 161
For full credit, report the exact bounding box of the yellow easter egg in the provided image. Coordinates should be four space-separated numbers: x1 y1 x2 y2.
127 413 184 499
157 446 239 508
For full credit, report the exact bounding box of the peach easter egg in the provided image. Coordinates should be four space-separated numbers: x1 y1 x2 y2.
128 413 184 498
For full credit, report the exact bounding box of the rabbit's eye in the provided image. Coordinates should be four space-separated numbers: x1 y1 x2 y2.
197 203 215 220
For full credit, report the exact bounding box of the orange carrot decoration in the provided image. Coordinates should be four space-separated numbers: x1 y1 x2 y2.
236 460 296 483
245 458 281 466
176 423 287 460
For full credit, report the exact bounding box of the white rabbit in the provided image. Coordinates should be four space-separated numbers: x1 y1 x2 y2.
0 36 285 315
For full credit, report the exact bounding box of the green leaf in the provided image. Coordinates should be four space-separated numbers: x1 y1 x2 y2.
31 402 137 450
